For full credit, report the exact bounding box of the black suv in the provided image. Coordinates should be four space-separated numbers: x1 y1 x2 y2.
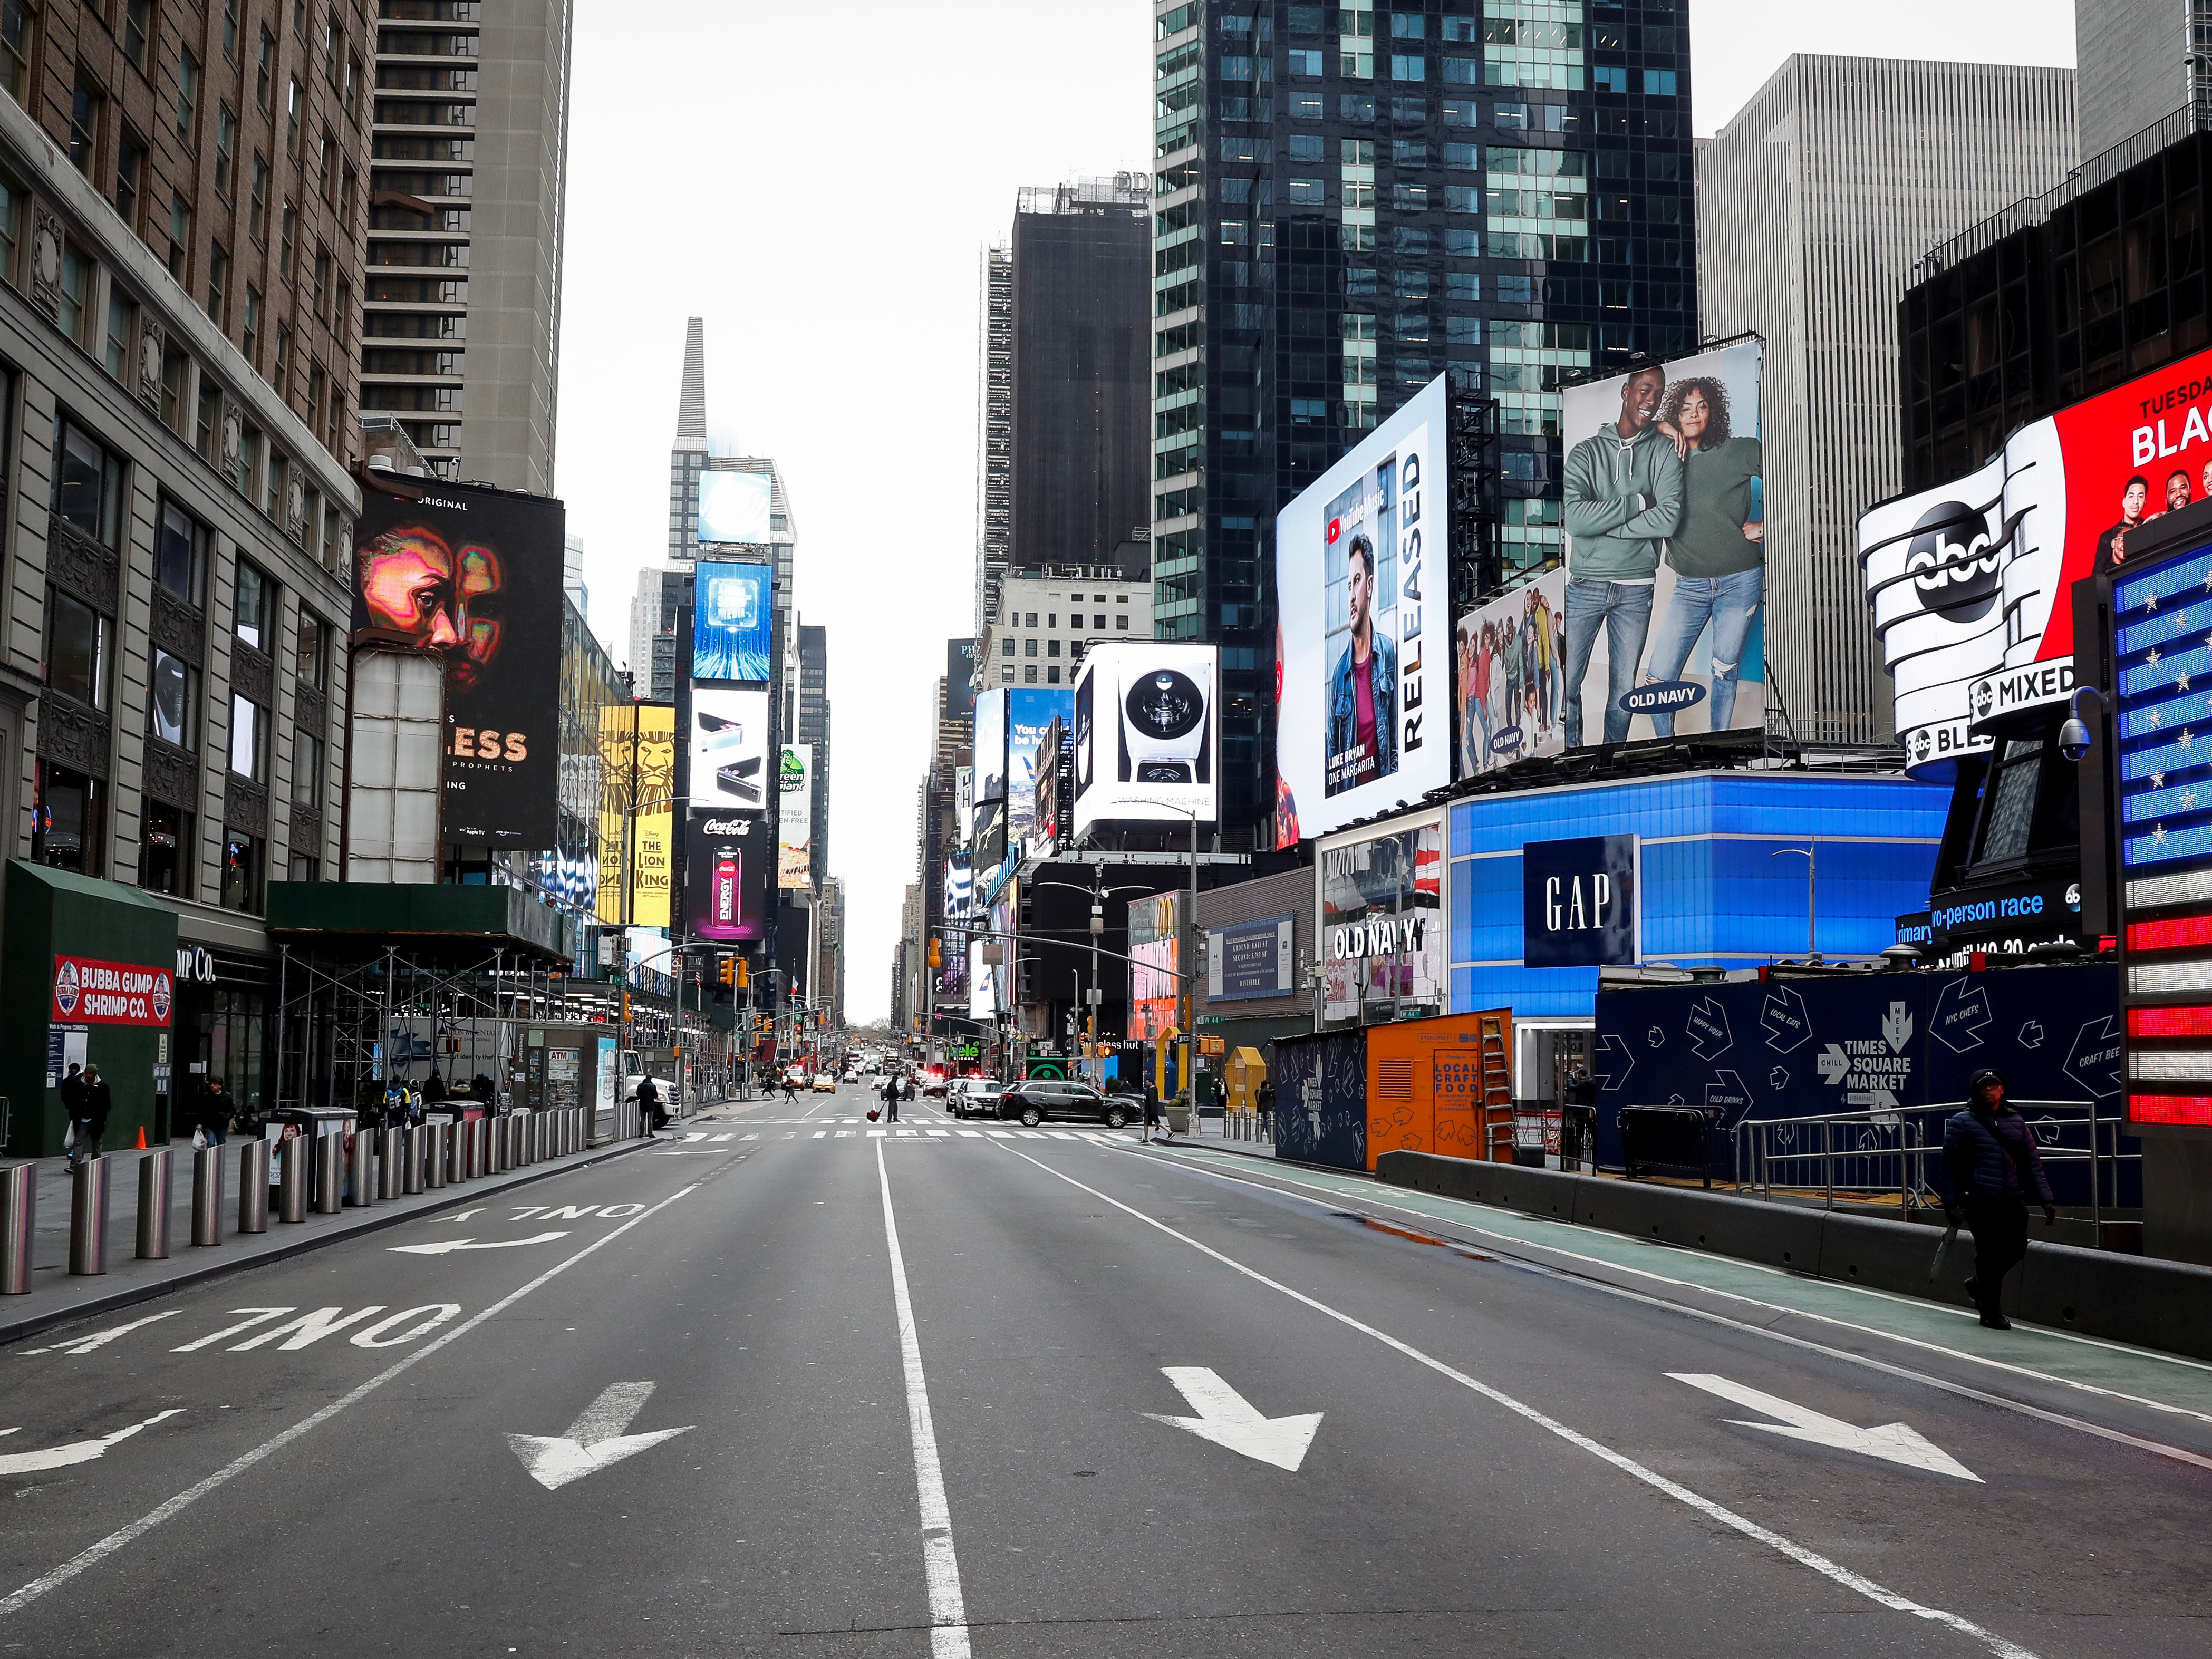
997 1079 1132 1129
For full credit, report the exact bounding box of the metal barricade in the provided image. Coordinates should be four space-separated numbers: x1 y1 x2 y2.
1621 1105 1723 1187
312 1133 344 1214
137 1148 172 1259
278 1134 309 1221
238 1140 269 1233
190 1146 225 1247
69 1156 110 1275
0 1162 32 1293
403 1125 427 1194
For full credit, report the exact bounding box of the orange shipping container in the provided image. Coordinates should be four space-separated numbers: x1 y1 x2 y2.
1364 1009 1514 1169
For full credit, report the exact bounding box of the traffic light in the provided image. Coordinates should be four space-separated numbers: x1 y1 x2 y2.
718 954 735 989
735 957 749 990
928 936 942 969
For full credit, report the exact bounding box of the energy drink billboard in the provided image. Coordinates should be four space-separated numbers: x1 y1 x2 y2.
684 808 769 943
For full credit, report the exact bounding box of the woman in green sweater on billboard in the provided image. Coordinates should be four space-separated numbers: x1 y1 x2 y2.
1643 376 1763 735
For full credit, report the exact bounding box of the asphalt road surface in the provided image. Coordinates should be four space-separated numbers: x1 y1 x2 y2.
2 1081 2206 1658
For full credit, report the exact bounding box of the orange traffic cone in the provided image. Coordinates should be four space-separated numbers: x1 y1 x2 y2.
135 1127 147 1149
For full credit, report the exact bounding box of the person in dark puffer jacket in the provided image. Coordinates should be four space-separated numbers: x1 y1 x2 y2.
1942 1067 2056 1331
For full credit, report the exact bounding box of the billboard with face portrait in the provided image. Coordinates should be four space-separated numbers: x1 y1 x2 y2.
691 561 774 683
353 479 565 846
1858 342 2212 775
1275 375 1449 847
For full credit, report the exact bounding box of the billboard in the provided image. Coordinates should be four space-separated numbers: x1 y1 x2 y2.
1074 642 1219 837
683 808 769 943
1032 718 1067 850
595 703 673 927
1128 891 1182 1039
691 561 774 683
1004 687 1073 850
352 479 565 846
945 638 978 726
974 689 1008 802
1320 815 1444 1024
1275 375 1449 847
697 470 774 546
1854 349 2212 774
1521 834 1640 967
690 687 770 810
1206 914 1295 1002
778 743 813 888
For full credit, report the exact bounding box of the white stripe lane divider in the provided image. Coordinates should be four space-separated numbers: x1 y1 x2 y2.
994 1146 2041 1659
0 1183 703 1621
874 1142 972 1659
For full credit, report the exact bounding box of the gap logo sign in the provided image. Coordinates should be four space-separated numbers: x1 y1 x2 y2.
1522 835 1640 968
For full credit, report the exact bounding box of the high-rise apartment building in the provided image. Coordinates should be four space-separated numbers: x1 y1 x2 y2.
972 177 1152 650
812 873 845 1028
1150 0 1697 837
797 621 830 889
1699 56 2076 743
2076 0 2198 158
361 0 573 488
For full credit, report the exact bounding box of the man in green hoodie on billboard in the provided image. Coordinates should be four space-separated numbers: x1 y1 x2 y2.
1560 365 1684 745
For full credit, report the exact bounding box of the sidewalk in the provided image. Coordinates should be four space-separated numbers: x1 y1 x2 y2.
0 1127 655 1349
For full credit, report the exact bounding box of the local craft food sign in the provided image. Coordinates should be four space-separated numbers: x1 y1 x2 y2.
52 955 173 1025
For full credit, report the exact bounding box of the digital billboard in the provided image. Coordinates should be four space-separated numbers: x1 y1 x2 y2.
1206 914 1295 1002
778 743 813 888
697 470 774 546
691 561 774 683
683 808 769 943
1275 375 1449 848
1320 814 1444 1024
1857 344 2212 774
974 689 1008 802
689 687 770 810
945 638 978 726
352 478 566 847
595 702 674 927
1004 687 1072 850
1127 891 1182 1039
1074 643 1219 837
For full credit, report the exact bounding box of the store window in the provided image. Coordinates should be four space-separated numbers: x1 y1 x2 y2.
44 587 107 706
156 496 208 603
220 826 260 911
149 647 197 748
32 761 102 874
234 559 268 649
140 801 191 896
210 985 266 1110
52 415 124 547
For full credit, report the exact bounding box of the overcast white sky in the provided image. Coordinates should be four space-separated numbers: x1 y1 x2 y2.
552 1 2078 1024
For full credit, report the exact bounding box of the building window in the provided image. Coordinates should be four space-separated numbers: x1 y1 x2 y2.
32 762 102 875
240 287 262 367
56 242 90 343
149 646 197 748
278 201 296 278
157 496 207 602
1047 666 1062 684
0 2 32 107
43 587 107 706
53 416 124 548
228 692 264 779
285 79 302 157
306 360 326 433
288 848 318 883
102 289 137 380
311 246 330 318
292 730 322 809
234 559 268 649
1023 665 1038 684
1047 638 1061 658
340 163 355 226
140 802 190 896
272 325 289 395
195 379 219 463
167 193 189 279
68 69 102 176
175 47 199 141
1023 638 1037 657
1644 69 1677 96
1116 614 1130 629
295 612 326 685
1391 54 1424 80
255 27 273 112
206 242 228 325
263 449 283 519
0 170 17 285
160 344 188 430
122 0 150 72
1594 66 1626 93
1023 612 1037 627
220 826 260 912
113 128 143 227
221 0 238 59
248 153 267 242
1001 667 1013 684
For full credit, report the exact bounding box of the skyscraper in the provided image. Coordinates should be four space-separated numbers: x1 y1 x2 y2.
669 316 709 565
798 622 831 889
1699 55 2076 743
362 0 574 488
1150 0 1697 838
2075 0 2199 158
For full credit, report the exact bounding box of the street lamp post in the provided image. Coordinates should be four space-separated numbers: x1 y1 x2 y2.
1772 844 1818 962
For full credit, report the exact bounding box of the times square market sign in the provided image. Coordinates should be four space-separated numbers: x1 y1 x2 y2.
1858 345 2212 775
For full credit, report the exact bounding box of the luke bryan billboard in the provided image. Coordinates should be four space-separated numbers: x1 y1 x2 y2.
352 478 565 847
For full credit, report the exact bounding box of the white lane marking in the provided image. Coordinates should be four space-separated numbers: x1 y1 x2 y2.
926 1130 950 1139
388 1231 571 1256
0 1411 185 1476
17 1312 179 1356
999 1147 2040 1659
956 1131 982 1139
172 1309 294 1352
350 1305 461 1348
985 1131 1012 1140
1046 1131 1078 1140
230 1307 389 1351
1142 1367 1322 1471
710 1133 736 1142
1669 1373 1981 1481
875 1143 972 1659
0 1185 699 1620
506 1380 693 1491
835 1131 853 1139
869 1130 886 1139
740 1134 759 1142
813 1131 828 1139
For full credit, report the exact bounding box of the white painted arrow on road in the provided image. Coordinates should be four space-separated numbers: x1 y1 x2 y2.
1669 1373 1981 1481
388 1230 571 1256
0 1409 184 1476
1141 1367 1321 1471
506 1381 692 1490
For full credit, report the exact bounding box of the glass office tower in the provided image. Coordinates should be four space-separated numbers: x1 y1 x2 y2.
1151 0 1696 840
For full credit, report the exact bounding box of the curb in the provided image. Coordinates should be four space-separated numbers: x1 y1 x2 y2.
0 1136 658 1350
1141 1136 1366 1176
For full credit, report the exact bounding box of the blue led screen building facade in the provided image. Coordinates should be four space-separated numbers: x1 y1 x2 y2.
691 561 774 684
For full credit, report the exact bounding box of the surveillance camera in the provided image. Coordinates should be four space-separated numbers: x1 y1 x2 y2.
2058 716 2093 763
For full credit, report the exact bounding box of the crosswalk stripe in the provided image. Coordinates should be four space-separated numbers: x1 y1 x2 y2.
812 1131 827 1138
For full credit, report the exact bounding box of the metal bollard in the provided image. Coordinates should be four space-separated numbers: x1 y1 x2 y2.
238 1140 269 1233
278 1136 309 1221
468 1119 489 1180
137 1148 172 1259
69 1156 110 1276
530 1113 545 1163
345 1129 375 1207
312 1133 343 1214
376 1128 404 1200
0 1162 33 1293
496 1117 513 1172
444 1121 466 1183
191 1146 225 1247
426 1123 449 1189
404 1125 428 1194
568 1107 582 1155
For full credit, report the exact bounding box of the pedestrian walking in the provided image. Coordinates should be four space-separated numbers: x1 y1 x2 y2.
1142 1079 1162 1143
635 1074 662 1138
198 1077 235 1147
883 1073 902 1122
902 1073 915 1107
782 1071 800 1103
69 1064 113 1168
59 1062 87 1158
1943 1067 2056 1331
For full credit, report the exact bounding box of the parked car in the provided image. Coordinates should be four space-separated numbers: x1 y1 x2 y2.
998 1078 1130 1129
